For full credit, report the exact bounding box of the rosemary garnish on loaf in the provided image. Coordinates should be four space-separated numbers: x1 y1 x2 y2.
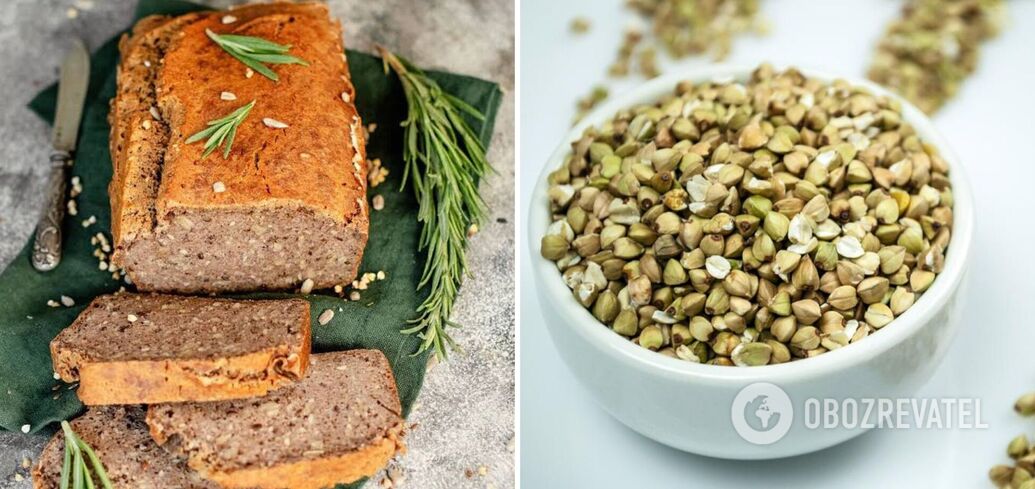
186 100 255 158
205 29 308 82
378 47 492 360
59 420 113 489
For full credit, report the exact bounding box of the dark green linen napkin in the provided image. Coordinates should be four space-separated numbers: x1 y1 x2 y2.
1 0 500 452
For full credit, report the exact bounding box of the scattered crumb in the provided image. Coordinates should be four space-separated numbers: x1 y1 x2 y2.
149 106 161 120
67 199 78 216
467 223 479 237
478 465 488 476
66 7 78 19
318 309 334 325
368 158 389 187
81 215 96 228
212 181 226 193
376 270 386 280
372 195 385 211
367 123 378 134
341 91 352 103
60 295 75 307
220 91 237 101
245 68 254 78
127 314 138 322
20 424 29 434
349 291 360 301
74 0 94 9
221 15 237 24
52 372 60 380
46 300 59 308
333 284 344 295
300 278 315 295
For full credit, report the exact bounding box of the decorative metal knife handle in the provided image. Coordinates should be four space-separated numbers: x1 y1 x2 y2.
31 151 71 272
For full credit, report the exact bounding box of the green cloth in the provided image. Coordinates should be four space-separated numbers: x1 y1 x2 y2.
1 0 500 447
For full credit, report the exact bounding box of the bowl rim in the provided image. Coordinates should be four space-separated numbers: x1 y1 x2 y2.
527 64 974 385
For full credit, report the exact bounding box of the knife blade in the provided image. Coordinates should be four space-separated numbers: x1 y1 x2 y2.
32 40 90 272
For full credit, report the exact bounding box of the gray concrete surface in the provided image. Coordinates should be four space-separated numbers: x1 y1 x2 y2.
0 1 515 487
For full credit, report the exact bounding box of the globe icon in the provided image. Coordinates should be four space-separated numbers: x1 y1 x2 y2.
744 394 781 432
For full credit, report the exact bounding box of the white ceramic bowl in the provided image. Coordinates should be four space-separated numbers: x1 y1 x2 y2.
527 66 974 460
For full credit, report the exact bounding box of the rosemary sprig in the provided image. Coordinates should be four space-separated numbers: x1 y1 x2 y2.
205 29 308 82
59 421 113 489
185 100 255 158
377 47 492 360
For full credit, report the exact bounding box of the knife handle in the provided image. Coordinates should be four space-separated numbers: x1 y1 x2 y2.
31 151 71 272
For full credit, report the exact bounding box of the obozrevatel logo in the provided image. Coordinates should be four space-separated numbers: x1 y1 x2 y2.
731 382 793 445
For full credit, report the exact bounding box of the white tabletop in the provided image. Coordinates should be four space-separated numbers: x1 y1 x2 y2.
518 0 1035 486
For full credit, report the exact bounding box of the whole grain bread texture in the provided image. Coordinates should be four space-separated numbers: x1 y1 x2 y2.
108 2 368 293
51 293 311 405
147 350 404 489
32 406 220 489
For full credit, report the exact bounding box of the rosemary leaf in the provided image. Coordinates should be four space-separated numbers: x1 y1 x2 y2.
205 29 308 82
60 442 71 489
186 100 255 159
378 47 492 360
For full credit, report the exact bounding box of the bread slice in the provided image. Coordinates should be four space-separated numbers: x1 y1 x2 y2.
32 406 219 489
147 350 404 489
109 2 368 293
51 293 310 405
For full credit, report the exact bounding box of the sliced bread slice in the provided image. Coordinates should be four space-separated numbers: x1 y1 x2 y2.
32 406 219 489
51 293 310 405
147 350 404 489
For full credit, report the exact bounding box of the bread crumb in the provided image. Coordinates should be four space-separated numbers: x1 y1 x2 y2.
341 91 352 103
66 7 78 19
318 309 334 325
67 199 78 216
60 295 75 307
127 314 138 322
468 223 479 237
141 119 152 130
377 271 386 280
221 15 237 24
149 106 161 120
245 68 254 78
372 195 385 211
367 123 378 134
300 278 315 294
263 117 289 129
220 91 237 101
334 284 343 294
47 300 60 308
477 465 488 476
143 60 151 68
349 291 360 301
53 372 60 380
212 181 226 193
81 215 96 227
20 424 29 433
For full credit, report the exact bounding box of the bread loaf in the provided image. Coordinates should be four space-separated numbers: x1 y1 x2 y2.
50 293 310 405
147 350 404 489
108 2 368 293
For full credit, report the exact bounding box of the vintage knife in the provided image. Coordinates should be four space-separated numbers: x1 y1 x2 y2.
32 39 89 271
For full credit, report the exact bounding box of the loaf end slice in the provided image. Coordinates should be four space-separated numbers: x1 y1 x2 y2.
147 350 404 489
32 406 219 489
51 293 310 405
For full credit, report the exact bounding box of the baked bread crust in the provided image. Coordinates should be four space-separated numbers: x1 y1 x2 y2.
147 350 405 489
108 2 368 293
50 294 311 405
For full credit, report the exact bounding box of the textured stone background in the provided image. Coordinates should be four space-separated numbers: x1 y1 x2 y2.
0 0 515 487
